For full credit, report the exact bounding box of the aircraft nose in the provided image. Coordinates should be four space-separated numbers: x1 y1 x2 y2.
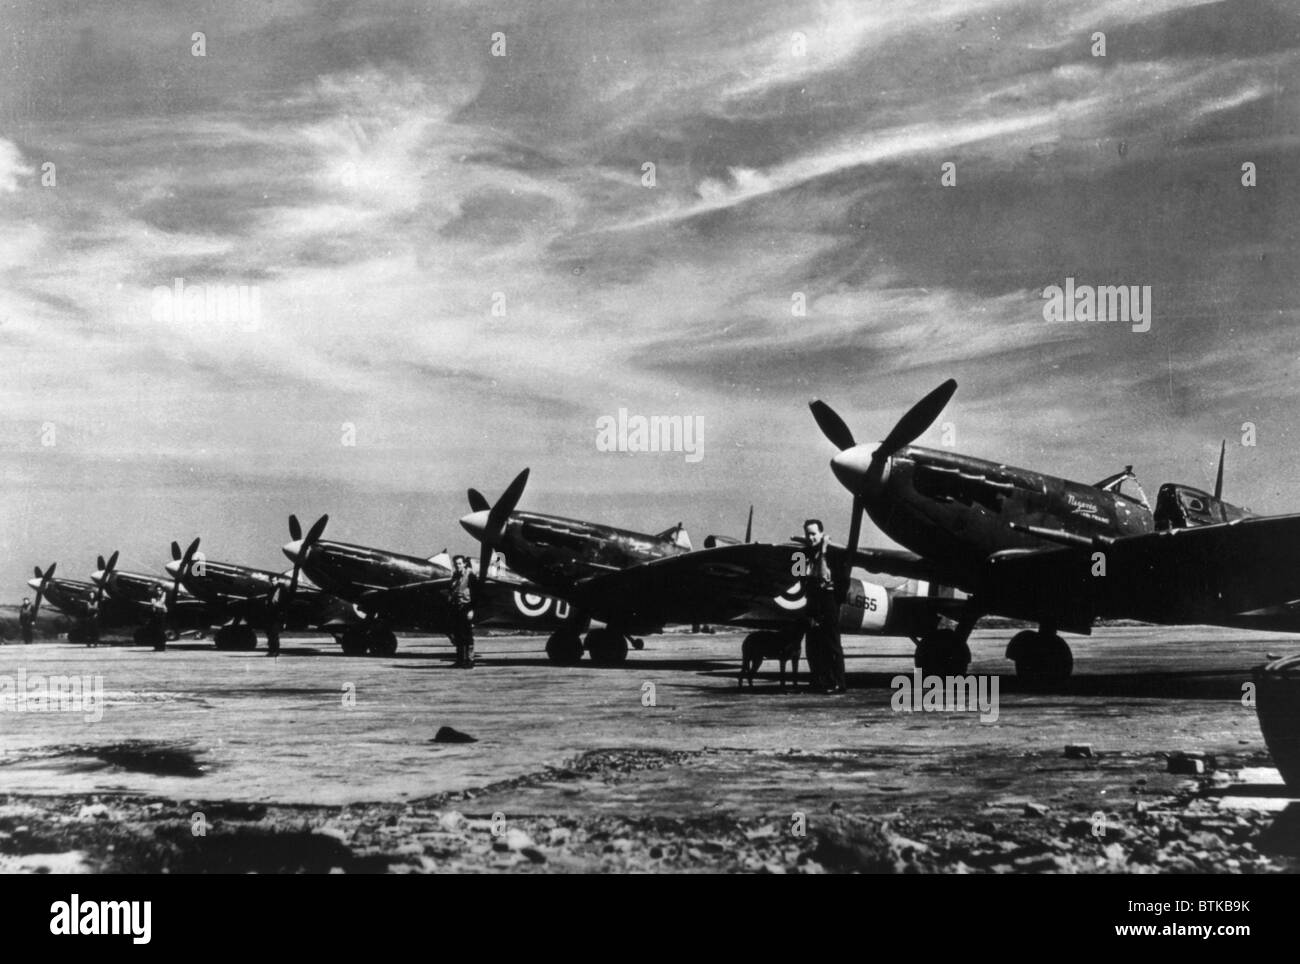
830 444 879 493
282 539 304 563
90 570 105 586
459 509 490 542
26 578 42 592
164 560 181 577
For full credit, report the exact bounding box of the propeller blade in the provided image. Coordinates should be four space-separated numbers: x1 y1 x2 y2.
744 505 754 544
809 400 856 451
287 514 329 604
289 515 303 541
304 514 329 547
486 468 529 539
32 562 55 618
474 468 529 604
875 379 957 460
33 566 43 580
467 488 490 513
170 541 181 561
106 550 119 573
170 538 200 608
840 495 864 604
1214 439 1226 501
97 555 106 571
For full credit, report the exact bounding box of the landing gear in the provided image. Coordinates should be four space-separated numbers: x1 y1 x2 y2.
1007 629 1073 684
545 630 585 665
214 625 258 651
338 624 397 656
586 628 629 666
914 628 971 676
339 627 369 656
370 627 398 657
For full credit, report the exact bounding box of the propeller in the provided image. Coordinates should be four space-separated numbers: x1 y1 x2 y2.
1214 439 1226 501
744 505 754 543
168 538 201 609
284 513 329 606
30 563 56 619
810 379 958 600
93 550 119 608
469 468 530 606
467 488 490 513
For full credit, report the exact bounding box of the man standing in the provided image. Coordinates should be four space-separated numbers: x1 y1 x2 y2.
447 555 475 668
265 583 283 657
85 597 101 647
800 519 846 694
18 597 34 645
148 587 168 652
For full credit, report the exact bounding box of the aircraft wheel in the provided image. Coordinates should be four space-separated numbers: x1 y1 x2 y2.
340 628 369 656
371 628 398 657
231 625 258 651
914 629 971 676
213 627 235 650
586 629 629 666
67 625 86 644
1012 632 1073 685
545 630 584 665
631 637 645 651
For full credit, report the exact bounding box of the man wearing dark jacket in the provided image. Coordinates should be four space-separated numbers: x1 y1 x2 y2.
18 598 34 644
800 519 846 694
448 556 475 668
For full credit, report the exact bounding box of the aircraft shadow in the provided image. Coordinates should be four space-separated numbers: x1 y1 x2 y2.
682 666 1252 701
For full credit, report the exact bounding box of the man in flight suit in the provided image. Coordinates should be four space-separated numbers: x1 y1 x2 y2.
448 556 475 668
800 519 846 694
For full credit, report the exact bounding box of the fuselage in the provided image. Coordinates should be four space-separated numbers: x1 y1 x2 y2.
865 444 1155 590
169 558 351 629
283 538 579 632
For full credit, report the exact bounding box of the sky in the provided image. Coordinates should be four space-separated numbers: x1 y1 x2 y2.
1 0 1298 594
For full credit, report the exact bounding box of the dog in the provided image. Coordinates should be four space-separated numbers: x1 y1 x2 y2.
739 629 803 690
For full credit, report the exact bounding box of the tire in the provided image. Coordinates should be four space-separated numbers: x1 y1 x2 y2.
340 628 369 656
545 631 584 665
1013 632 1073 686
586 629 629 666
914 628 971 676
371 629 398 657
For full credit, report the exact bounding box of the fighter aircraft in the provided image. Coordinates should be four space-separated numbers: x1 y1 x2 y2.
280 506 583 656
26 563 136 643
459 473 960 665
810 379 1300 682
164 534 361 650
89 550 214 644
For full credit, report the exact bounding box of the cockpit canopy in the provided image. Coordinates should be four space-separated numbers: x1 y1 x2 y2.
1154 483 1251 530
1094 466 1150 509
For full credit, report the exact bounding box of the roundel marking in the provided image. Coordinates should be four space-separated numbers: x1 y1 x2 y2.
514 591 553 618
775 581 806 611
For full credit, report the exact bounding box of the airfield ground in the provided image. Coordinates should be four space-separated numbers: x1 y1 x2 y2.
0 627 1297 873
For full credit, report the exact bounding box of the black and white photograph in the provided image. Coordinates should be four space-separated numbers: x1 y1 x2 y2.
0 0 1297 913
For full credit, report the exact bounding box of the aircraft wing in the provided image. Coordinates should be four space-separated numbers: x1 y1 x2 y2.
831 544 957 585
570 542 821 628
981 513 1300 632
